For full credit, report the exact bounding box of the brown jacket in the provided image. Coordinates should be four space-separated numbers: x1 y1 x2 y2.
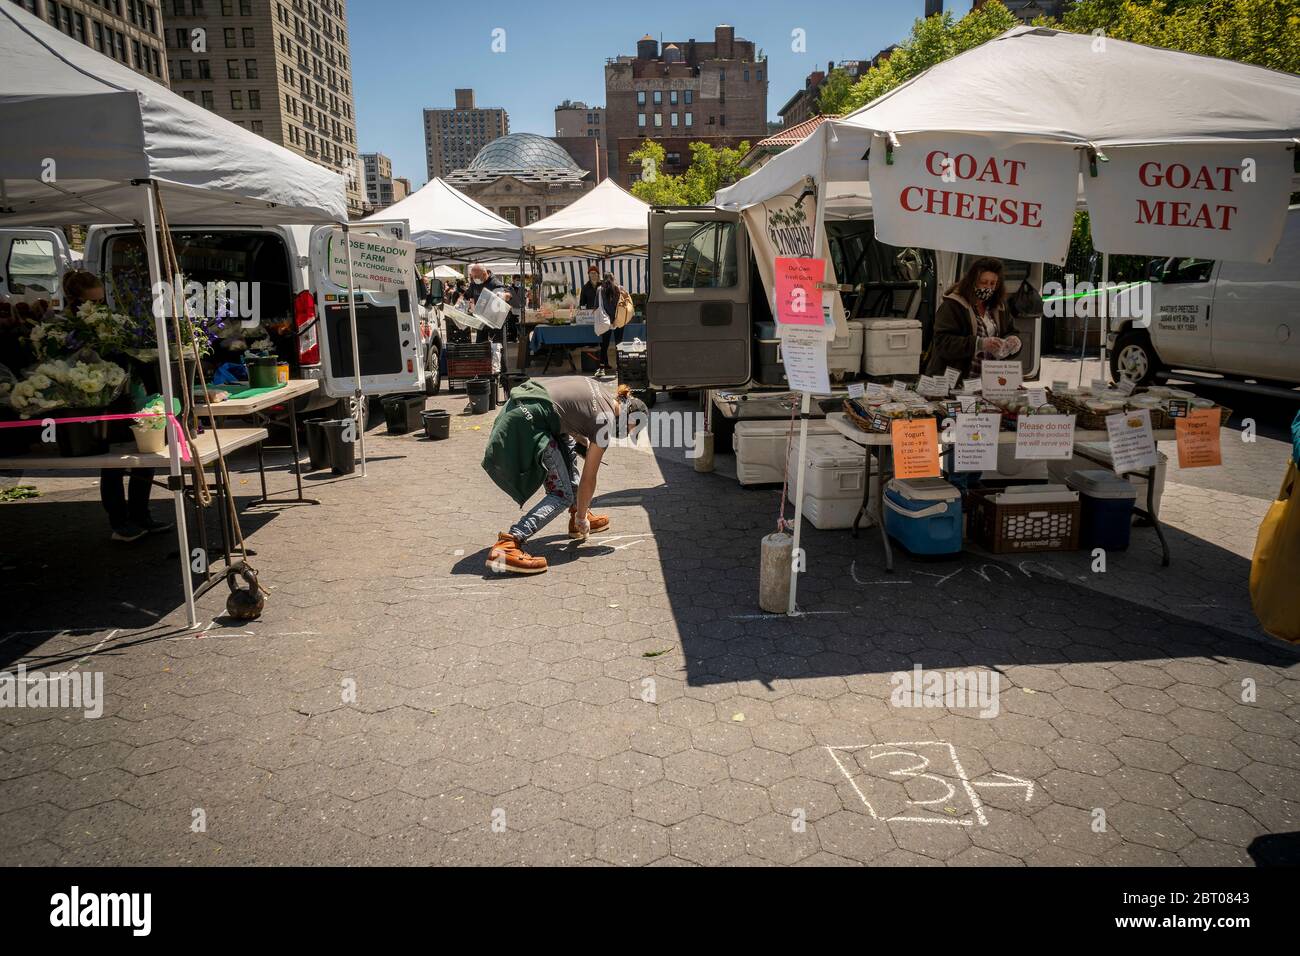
924 292 1021 381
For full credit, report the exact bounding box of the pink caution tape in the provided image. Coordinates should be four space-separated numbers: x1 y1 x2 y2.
0 412 191 462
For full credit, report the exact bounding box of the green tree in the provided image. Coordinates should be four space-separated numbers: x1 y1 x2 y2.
818 1 1020 116
628 139 752 206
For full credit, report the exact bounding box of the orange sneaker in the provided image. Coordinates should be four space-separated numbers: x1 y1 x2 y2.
486 532 548 574
568 508 610 539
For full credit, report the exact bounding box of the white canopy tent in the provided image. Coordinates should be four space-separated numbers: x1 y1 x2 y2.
366 177 523 256
713 26 1300 616
0 4 347 626
523 178 651 255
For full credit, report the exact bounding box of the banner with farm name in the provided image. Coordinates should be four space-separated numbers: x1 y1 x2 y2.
741 190 847 336
1085 142 1292 264
868 132 1077 265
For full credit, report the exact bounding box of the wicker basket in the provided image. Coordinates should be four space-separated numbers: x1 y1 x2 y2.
968 487 1081 554
1149 404 1233 430
842 398 930 434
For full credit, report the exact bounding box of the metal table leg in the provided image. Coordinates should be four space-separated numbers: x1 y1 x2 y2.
285 402 318 504
255 432 268 503
1142 464 1170 567
877 445 894 572
852 443 872 538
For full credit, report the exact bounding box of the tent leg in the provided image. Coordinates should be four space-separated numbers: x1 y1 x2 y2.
142 183 198 628
1100 251 1110 382
786 391 811 616
342 224 367 478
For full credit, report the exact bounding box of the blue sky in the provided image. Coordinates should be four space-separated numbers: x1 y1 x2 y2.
347 0 930 187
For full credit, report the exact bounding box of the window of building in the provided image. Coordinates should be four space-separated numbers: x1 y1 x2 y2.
240 0 252 13
172 0 184 14
684 112 693 127
179 59 192 79
224 28 235 47
757 69 763 82
684 90 693 105
245 58 258 78
719 70 726 81
720 115 726 127
744 69 749 82
666 152 681 164
653 90 662 106
670 113 678 128
92 21 105 53
242 27 255 46
248 90 261 110
227 58 240 78
230 90 244 110
174 27 187 48
653 114 662 128
201 90 214 110
526 207 541 224
131 39 141 68
221 0 233 13
182 90 196 102
637 113 646 129
670 90 678 106
636 91 645 107
198 59 211 78
250 120 264 134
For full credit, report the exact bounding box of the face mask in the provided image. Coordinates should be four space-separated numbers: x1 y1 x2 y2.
975 287 995 302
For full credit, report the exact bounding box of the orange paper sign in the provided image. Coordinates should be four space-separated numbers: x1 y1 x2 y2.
1175 407 1222 468
891 417 941 480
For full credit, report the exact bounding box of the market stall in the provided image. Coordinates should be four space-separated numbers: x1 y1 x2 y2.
0 4 347 625
712 25 1300 613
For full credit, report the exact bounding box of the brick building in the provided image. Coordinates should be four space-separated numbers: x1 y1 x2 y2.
605 24 768 187
162 0 364 217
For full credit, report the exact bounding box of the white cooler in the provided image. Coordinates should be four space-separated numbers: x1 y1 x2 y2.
784 434 878 529
861 317 922 375
735 419 839 485
827 320 864 377
1048 442 1168 516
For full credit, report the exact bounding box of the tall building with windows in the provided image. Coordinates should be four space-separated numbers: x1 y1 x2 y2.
9 0 169 82
423 89 509 181
605 25 768 188
161 0 364 217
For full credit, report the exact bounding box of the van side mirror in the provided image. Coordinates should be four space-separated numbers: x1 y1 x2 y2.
1145 259 1165 282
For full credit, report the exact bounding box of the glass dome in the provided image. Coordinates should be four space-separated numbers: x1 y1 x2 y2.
467 133 581 172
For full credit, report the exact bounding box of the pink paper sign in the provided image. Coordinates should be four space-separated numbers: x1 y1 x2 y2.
774 257 825 327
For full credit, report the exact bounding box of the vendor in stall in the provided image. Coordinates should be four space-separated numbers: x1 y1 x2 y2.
925 256 1022 383
61 270 171 542
481 376 647 574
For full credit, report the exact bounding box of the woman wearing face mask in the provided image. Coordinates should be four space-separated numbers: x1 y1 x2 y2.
925 257 1022 383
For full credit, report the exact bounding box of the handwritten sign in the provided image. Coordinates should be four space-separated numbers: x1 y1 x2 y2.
774 257 826 327
944 367 963 391
954 413 1001 472
892 417 941 480
1015 414 1077 460
777 325 830 394
982 361 1023 402
1106 408 1158 474
847 382 865 399
1175 408 1222 468
1025 387 1048 408
918 374 950 398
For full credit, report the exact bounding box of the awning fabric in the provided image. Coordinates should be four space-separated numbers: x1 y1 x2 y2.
365 177 523 252
523 178 650 254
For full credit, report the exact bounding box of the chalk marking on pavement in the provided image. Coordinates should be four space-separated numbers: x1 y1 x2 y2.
849 560 915 586
729 610 848 620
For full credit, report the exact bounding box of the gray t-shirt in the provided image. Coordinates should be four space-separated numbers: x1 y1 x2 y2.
545 376 618 444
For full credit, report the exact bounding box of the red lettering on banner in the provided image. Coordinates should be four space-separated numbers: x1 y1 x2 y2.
1137 162 1240 193
1135 199 1238 231
901 186 922 212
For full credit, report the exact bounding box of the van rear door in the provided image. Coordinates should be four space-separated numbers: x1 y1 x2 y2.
308 220 423 399
647 207 750 388
0 228 73 312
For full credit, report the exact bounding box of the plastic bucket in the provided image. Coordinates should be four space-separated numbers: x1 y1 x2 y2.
247 356 279 389
382 394 424 434
319 419 356 475
305 420 330 470
55 418 111 458
422 409 450 440
467 378 491 415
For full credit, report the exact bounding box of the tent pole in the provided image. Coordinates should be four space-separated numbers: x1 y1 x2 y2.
1099 251 1110 382
342 223 367 477
142 182 197 628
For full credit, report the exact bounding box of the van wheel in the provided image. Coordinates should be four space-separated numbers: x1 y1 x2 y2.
424 344 442 396
1111 330 1161 386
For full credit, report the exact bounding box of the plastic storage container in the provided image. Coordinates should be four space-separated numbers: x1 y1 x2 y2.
1048 442 1168 517
735 419 839 485
883 477 963 555
421 409 450 440
968 485 1080 553
784 434 876 529
382 394 425 435
1066 469 1138 551
827 320 864 377
861 318 922 376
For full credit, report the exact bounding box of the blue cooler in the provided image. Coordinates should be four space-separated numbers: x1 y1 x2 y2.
1067 469 1138 550
883 477 963 555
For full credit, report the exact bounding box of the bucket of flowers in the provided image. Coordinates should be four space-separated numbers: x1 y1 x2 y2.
9 352 128 456
131 395 177 454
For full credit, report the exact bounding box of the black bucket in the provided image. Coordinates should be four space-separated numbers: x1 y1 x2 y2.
466 378 491 415
422 409 450 440
382 394 425 435
319 419 356 475
55 418 112 458
305 420 330 470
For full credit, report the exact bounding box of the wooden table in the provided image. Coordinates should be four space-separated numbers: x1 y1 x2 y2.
824 412 1176 571
0 427 268 598
191 378 320 505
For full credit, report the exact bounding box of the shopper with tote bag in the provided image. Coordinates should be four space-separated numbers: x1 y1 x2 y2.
1250 410 1300 643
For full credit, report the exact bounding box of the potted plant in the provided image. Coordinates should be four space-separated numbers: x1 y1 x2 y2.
131 395 172 454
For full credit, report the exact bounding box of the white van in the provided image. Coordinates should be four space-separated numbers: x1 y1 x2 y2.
0 227 76 315
68 221 433 413
1108 204 1300 391
644 208 1044 442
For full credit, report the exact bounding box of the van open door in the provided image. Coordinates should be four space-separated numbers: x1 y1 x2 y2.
0 228 73 313
307 220 423 400
647 207 750 388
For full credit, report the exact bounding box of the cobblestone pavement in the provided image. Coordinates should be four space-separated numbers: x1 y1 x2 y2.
2 375 1298 866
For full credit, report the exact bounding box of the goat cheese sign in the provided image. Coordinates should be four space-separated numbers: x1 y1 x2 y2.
1085 143 1292 264
869 132 1077 264
329 230 416 295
